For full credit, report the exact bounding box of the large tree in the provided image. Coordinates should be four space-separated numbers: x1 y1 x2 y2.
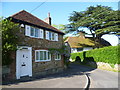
68 5 120 46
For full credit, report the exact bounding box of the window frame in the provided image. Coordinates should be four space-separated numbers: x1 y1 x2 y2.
35 50 51 62
46 30 58 41
55 53 61 60
25 25 44 39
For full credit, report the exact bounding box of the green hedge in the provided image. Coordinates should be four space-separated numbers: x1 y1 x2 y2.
71 45 120 64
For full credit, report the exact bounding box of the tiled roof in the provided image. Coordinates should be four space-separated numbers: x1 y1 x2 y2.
65 36 95 48
10 10 64 34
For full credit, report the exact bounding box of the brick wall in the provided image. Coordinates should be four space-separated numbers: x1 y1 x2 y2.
7 25 65 79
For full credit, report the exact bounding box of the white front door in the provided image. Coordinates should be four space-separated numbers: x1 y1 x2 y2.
16 47 32 79
20 50 29 76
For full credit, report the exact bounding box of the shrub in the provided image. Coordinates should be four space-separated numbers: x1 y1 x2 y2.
71 45 119 64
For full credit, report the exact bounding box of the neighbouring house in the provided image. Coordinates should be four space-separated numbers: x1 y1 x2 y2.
3 10 65 80
64 31 95 53
102 34 120 46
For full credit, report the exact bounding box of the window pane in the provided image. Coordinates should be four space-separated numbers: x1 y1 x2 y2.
48 52 49 60
48 52 51 60
31 27 34 36
52 33 54 40
55 54 57 59
58 54 60 59
40 51 43 60
49 32 52 40
35 28 39 37
36 51 39 60
44 51 47 60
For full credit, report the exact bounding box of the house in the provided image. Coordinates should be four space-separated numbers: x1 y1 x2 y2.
64 31 95 53
102 34 120 46
4 10 65 80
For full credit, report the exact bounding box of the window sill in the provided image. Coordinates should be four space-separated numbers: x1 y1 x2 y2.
35 60 51 62
55 59 61 61
26 36 44 39
46 39 58 42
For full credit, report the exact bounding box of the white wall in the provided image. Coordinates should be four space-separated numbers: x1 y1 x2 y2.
71 47 93 53
102 34 119 46
83 47 93 51
71 48 77 53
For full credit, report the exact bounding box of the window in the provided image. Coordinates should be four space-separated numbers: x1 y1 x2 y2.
35 28 39 37
77 48 83 52
55 53 61 60
30 27 35 37
45 30 58 41
35 50 51 62
25 25 43 38
49 32 52 40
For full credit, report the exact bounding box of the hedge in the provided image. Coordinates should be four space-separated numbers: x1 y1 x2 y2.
71 45 120 64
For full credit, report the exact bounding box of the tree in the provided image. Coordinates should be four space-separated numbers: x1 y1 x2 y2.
52 24 66 30
2 18 19 65
68 5 120 47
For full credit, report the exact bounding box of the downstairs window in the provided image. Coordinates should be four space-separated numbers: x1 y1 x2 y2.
35 50 51 62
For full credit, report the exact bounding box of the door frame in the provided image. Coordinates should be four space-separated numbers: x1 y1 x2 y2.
16 46 32 79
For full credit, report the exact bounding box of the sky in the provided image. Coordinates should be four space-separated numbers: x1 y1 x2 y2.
1 1 119 45
1 1 119 25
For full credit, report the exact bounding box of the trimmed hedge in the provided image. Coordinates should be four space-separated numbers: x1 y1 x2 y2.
71 45 120 64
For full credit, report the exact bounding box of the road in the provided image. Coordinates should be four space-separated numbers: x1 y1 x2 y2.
70 63 119 88
2 63 87 88
2 63 119 89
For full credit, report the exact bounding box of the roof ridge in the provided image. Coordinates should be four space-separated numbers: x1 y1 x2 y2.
10 10 26 17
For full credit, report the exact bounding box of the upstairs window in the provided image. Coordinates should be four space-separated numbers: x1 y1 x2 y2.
30 27 35 37
25 25 43 39
45 30 58 41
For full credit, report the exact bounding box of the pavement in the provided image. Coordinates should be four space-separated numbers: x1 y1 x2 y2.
2 63 89 88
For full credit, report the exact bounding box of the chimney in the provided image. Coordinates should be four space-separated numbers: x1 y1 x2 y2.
78 31 85 38
44 12 51 25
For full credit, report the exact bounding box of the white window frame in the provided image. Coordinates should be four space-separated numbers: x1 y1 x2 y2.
25 25 30 36
25 25 44 39
55 33 58 41
46 31 58 41
39 29 44 39
55 53 61 60
35 50 51 62
45 31 49 40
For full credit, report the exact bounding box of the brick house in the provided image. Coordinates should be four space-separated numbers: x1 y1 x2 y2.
5 10 65 80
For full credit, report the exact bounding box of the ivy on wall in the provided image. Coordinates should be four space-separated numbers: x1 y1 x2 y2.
49 45 71 67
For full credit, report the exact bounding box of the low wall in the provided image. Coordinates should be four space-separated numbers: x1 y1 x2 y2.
86 61 120 72
97 62 120 71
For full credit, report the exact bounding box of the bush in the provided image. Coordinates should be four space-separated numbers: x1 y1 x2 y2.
71 45 119 64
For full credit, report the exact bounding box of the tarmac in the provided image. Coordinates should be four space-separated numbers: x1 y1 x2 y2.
2 63 89 89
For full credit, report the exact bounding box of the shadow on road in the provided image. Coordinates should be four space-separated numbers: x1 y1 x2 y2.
2 62 96 86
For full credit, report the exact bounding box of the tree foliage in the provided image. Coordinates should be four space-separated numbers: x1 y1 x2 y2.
52 24 66 30
2 18 19 65
68 5 120 36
